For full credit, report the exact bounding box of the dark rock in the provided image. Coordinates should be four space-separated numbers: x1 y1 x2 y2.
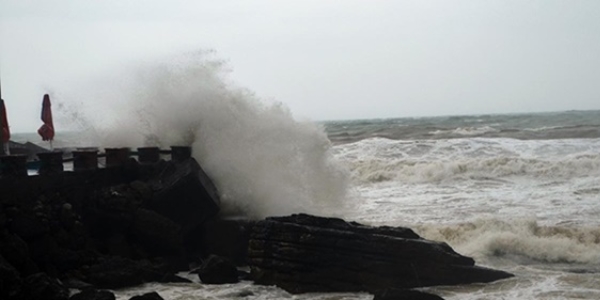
129 292 164 300
27 234 61 273
129 181 152 201
9 214 49 241
83 184 184 261
61 278 94 290
132 209 183 257
0 157 220 292
0 232 39 275
0 254 21 300
374 289 445 300
197 255 239 284
284 213 421 239
104 233 132 258
158 273 193 284
59 202 76 222
86 257 177 289
20 272 69 300
197 217 256 265
84 185 138 240
70 289 116 300
147 159 220 239
249 214 513 294
237 269 251 280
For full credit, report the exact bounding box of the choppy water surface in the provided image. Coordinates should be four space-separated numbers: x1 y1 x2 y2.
333 112 600 300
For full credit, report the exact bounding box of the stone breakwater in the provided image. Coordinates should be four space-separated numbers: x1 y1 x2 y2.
0 155 220 300
0 155 512 300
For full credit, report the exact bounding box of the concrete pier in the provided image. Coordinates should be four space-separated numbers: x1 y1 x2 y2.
73 150 99 172
171 146 192 162
37 152 64 175
0 154 28 177
106 148 131 168
137 147 160 163
1 145 192 177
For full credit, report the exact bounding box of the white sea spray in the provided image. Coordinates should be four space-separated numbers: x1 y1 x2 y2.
52 51 350 219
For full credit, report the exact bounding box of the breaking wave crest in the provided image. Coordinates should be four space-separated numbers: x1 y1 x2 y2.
417 219 600 264
429 126 500 136
53 51 350 218
345 155 600 183
334 138 600 183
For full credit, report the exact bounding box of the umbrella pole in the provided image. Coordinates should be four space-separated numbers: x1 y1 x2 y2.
0 110 4 156
0 101 5 156
0 74 5 156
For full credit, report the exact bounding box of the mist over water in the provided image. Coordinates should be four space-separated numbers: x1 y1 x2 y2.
52 52 350 218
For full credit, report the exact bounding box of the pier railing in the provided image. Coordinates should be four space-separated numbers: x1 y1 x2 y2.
0 146 192 177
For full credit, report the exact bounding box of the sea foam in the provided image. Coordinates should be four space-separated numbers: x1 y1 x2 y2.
335 137 600 183
417 219 600 264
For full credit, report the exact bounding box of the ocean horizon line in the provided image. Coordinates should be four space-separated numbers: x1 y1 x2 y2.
319 108 600 124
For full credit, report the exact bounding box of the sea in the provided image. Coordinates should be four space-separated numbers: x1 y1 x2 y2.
11 54 600 299
13 110 600 300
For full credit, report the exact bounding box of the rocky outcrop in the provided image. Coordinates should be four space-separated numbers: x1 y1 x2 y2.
197 218 256 265
0 157 219 298
195 255 239 284
147 159 220 237
85 257 190 289
0 254 21 300
83 184 185 260
20 272 69 300
249 214 513 294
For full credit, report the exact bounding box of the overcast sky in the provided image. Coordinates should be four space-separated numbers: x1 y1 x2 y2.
1 0 600 132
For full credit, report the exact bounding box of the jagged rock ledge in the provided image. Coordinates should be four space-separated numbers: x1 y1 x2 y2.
248 214 513 294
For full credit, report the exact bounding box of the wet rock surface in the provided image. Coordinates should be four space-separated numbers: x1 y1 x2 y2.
248 214 513 294
195 254 240 284
85 256 190 289
0 254 22 300
20 272 70 300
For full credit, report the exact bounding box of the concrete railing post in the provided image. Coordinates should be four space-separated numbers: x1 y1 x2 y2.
137 147 160 163
0 155 28 177
105 148 131 168
171 146 192 162
37 152 64 175
73 150 98 172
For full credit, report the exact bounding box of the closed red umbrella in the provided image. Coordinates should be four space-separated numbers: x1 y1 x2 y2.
0 99 9 142
37 94 54 142
0 98 9 155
